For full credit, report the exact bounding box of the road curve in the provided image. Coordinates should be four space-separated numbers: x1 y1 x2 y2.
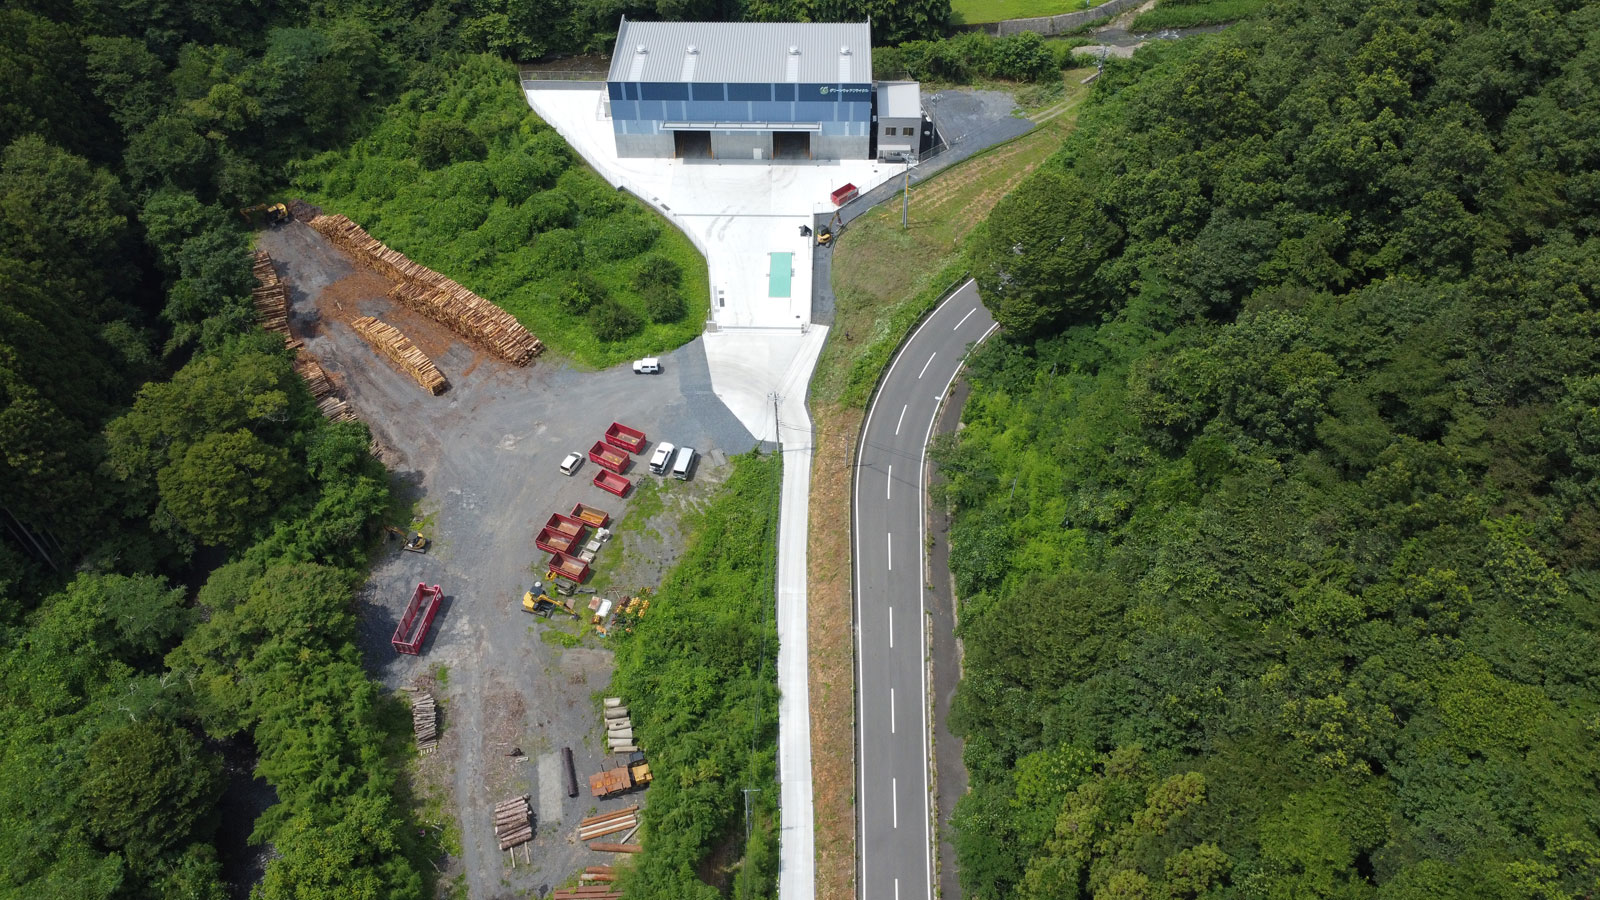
853 280 997 900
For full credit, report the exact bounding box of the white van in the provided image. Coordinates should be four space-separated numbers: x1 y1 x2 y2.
671 446 697 480
633 357 661 374
649 442 676 475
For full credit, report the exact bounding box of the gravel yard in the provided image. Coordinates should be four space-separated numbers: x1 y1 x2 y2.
256 220 755 899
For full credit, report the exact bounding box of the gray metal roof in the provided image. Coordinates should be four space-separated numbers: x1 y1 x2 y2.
607 19 873 84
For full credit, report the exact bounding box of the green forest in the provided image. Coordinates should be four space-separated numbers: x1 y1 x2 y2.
610 451 783 898
939 0 1600 898
0 0 951 892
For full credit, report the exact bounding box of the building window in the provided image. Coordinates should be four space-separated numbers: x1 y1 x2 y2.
902 127 915 136
884 126 895 136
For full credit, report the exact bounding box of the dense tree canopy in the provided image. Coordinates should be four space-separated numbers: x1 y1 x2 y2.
941 1 1600 897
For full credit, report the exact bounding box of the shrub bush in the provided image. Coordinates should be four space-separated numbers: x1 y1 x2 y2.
415 117 485 168
558 272 607 314
530 228 582 276
588 297 644 340
633 254 683 291
643 282 686 323
586 213 660 260
525 189 575 232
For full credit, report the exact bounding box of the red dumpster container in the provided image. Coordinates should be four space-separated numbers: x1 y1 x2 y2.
593 469 632 497
547 552 591 583
605 422 647 455
393 583 443 655
589 440 630 474
830 183 858 206
571 503 611 528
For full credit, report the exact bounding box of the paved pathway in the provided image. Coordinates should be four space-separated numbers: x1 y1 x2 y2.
853 281 995 900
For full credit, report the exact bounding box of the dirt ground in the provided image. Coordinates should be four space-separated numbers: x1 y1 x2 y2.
256 220 756 900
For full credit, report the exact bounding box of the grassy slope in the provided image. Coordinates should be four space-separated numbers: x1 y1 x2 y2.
296 55 708 369
804 70 1097 900
952 0 1112 25
1130 0 1271 29
610 451 783 899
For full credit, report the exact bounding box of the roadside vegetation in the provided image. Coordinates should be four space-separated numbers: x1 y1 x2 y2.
610 451 783 899
1130 0 1271 30
937 1 1600 897
295 55 710 368
951 0 1108 24
806 64 1096 900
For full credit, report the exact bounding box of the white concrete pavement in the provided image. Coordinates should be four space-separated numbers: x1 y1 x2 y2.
524 84 897 900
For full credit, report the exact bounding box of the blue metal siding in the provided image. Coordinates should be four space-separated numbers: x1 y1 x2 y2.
609 82 870 128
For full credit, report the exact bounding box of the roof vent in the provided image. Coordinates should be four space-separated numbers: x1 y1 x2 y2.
840 46 851 54
789 45 800 55
635 44 647 54
687 44 698 54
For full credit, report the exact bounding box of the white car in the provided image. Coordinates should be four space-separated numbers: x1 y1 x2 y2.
633 357 661 374
649 442 676 475
559 452 583 475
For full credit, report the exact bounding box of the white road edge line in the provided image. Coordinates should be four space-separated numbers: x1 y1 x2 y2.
916 317 1001 900
887 465 893 500
954 307 977 330
917 352 938 379
891 687 897 734
886 532 892 570
889 605 894 648
895 404 907 435
853 278 977 900
893 777 899 828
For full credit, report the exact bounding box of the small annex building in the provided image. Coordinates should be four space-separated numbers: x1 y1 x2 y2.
606 18 877 161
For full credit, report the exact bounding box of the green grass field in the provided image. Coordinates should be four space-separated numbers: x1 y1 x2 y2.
1130 0 1270 29
950 0 1110 24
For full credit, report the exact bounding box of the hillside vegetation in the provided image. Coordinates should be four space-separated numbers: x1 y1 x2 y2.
941 0 1600 897
295 55 709 367
610 452 783 899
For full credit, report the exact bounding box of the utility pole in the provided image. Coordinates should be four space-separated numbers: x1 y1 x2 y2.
901 162 909 230
771 392 781 447
741 787 762 900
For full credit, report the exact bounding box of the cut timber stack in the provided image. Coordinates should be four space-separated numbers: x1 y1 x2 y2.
588 842 642 854
292 356 357 423
581 866 616 883
553 890 622 900
494 796 533 850
307 214 543 365
578 807 638 842
409 690 437 754
256 251 357 422
251 251 298 349
351 316 447 395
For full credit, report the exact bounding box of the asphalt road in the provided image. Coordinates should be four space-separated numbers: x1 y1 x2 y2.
854 280 996 900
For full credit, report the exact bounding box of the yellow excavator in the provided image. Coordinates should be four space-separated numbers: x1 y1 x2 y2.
815 211 843 246
240 202 289 226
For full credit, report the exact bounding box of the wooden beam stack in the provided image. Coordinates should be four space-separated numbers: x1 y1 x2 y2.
588 842 642 854
552 890 622 900
252 251 304 352
578 807 639 842
292 356 357 423
307 213 543 366
494 796 533 850
350 316 448 395
581 866 616 883
408 689 437 754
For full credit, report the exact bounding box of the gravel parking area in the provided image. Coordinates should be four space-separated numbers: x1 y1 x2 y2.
256 221 756 899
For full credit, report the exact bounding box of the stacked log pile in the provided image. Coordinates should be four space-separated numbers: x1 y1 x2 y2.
553 889 621 900
251 251 298 349
588 842 642 854
256 251 357 422
350 316 448 395
307 214 543 365
292 356 357 423
494 796 533 850
581 866 616 884
406 689 437 754
578 807 638 842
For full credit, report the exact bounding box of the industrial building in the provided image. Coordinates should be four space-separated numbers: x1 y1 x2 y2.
606 19 915 162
